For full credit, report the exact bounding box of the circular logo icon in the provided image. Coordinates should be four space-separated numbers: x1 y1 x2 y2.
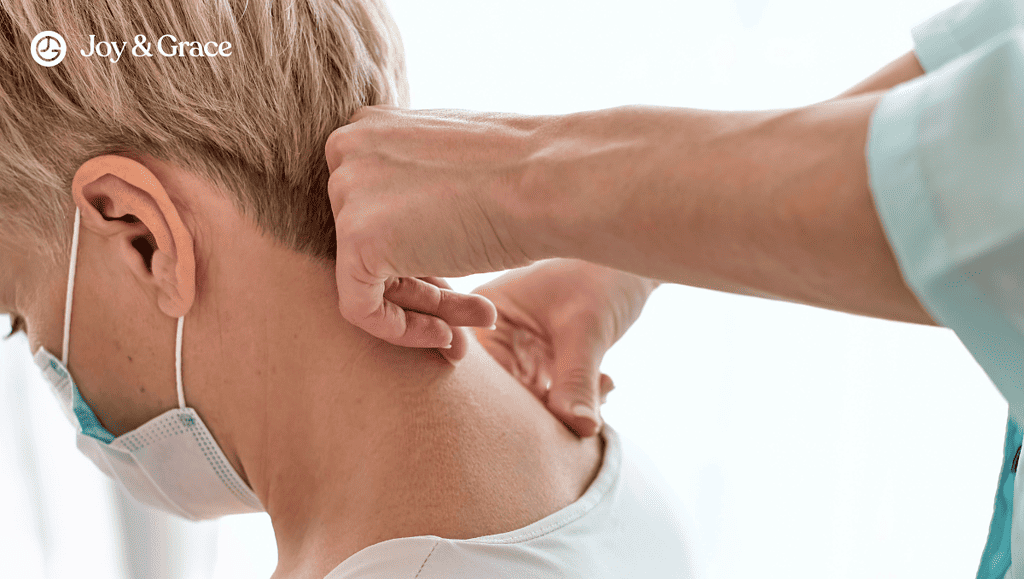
31 31 66 67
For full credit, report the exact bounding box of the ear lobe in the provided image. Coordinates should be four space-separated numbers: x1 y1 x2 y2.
72 155 196 318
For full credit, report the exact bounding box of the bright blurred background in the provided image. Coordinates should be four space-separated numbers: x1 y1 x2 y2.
1 0 1007 578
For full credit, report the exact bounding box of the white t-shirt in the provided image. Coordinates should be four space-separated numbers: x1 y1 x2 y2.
324 425 703 578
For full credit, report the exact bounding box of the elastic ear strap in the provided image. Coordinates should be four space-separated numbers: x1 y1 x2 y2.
66 206 188 410
175 316 186 409
62 208 82 366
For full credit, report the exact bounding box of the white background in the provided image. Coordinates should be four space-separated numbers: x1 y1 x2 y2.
0 0 1009 578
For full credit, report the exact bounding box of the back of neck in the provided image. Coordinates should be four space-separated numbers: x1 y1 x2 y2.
268 338 603 579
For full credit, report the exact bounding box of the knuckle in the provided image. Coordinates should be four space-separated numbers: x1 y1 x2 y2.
434 286 449 309
324 126 352 169
325 125 345 149
327 167 361 215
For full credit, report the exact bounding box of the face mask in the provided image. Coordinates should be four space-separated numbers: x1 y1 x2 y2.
31 207 263 521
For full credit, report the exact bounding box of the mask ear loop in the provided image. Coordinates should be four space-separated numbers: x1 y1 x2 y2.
175 316 186 409
58 206 241 519
62 208 82 366
66 207 187 410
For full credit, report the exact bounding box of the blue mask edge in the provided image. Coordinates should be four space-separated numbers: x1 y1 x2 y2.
72 384 116 444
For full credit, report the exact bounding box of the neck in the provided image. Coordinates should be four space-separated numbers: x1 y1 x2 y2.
180 199 601 577
266 338 601 579
190 246 602 579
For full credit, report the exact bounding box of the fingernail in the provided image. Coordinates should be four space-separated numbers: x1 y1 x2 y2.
570 404 599 436
571 403 594 420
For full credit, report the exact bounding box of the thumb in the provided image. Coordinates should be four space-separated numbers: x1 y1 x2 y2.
547 331 605 438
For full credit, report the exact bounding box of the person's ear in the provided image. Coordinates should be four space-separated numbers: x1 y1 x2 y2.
71 155 196 318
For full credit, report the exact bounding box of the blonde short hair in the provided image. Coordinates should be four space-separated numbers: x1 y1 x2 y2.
0 0 409 268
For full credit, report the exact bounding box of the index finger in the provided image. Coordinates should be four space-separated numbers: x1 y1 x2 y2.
335 259 453 348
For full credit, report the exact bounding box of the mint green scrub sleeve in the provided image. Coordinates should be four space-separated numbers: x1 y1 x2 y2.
867 2 1024 577
910 0 1024 71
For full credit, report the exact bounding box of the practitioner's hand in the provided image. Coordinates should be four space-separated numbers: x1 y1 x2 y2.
422 277 478 364
473 260 658 437
326 106 549 351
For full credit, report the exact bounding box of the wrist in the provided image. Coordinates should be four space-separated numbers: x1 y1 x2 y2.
511 106 654 264
499 112 579 262
473 112 560 269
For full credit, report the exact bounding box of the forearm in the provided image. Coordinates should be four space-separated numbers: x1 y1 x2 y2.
723 50 926 306
517 98 936 325
701 49 928 307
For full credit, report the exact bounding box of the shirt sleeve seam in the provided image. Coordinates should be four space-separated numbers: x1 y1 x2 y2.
412 541 440 579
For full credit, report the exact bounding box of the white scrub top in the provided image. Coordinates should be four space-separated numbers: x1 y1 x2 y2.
323 425 702 578
866 1 1024 577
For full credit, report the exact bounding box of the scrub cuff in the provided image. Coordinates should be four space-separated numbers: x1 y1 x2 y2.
911 0 1022 73
866 42 1024 427
865 73 943 309
911 11 962 73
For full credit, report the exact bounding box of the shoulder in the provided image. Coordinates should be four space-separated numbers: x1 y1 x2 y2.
323 426 703 579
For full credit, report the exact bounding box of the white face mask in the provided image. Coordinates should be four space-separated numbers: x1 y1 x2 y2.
32 207 263 521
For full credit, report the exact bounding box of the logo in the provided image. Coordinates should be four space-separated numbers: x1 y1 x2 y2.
31 31 66 67
79 34 233 63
